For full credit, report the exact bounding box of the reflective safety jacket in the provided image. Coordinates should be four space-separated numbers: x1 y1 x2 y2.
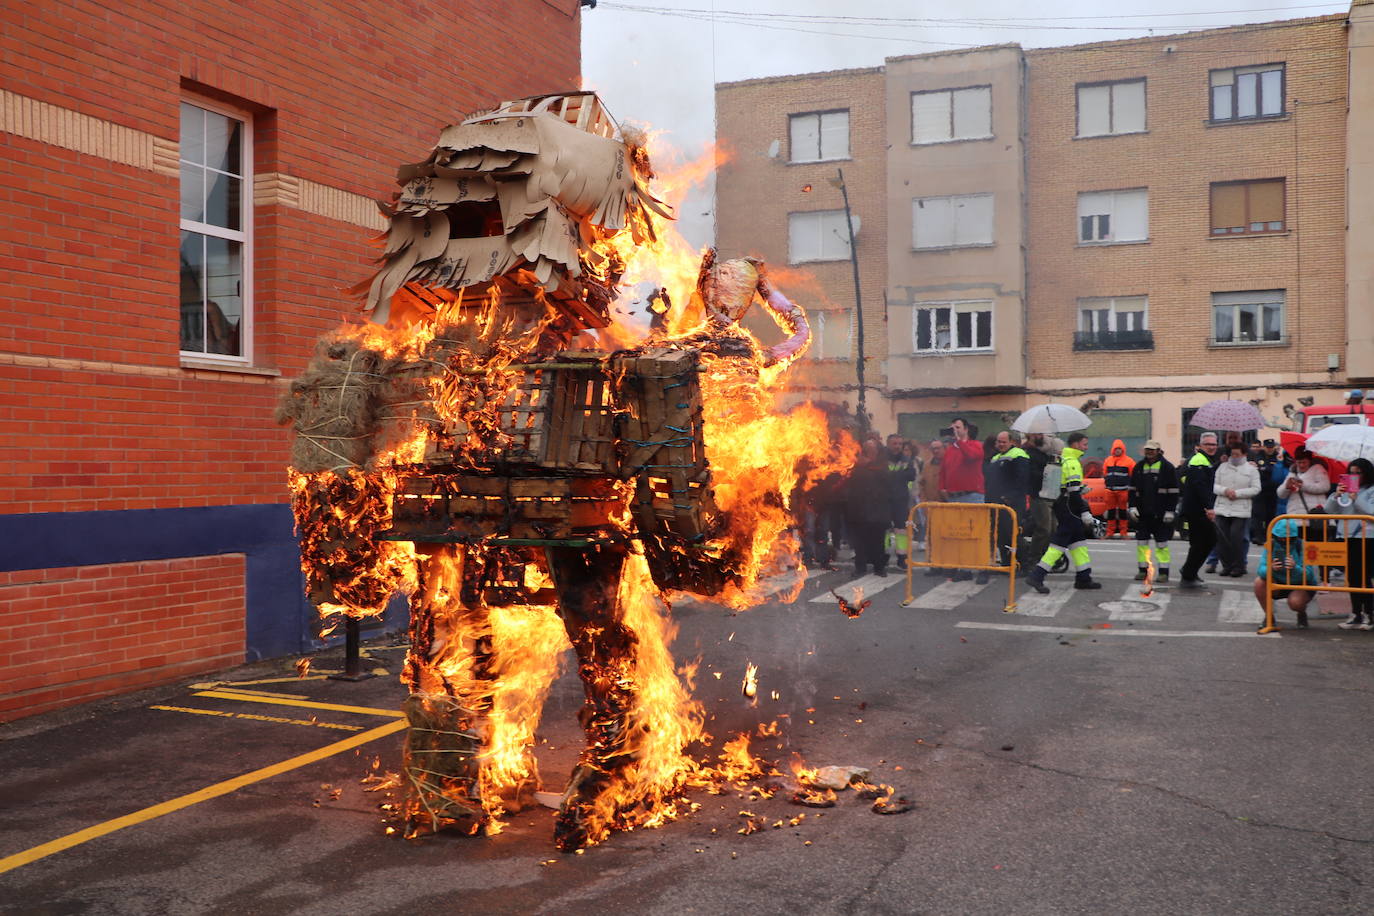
1179 450 1217 514
1128 456 1179 516
1103 439 1135 491
1053 446 1091 521
986 446 1031 511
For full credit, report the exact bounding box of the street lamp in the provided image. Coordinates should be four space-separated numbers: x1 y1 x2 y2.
829 169 867 431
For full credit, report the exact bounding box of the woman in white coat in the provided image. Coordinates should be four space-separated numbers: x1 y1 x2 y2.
1282 446 1332 515
1213 441 1262 577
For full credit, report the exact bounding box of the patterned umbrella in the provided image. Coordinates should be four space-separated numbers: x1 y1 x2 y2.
1011 403 1092 434
1305 424 1374 464
1188 399 1266 432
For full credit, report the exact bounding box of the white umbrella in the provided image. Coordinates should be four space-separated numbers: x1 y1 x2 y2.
1011 404 1092 434
1305 424 1374 463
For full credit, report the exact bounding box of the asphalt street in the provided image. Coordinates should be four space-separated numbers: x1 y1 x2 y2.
3 536 1374 915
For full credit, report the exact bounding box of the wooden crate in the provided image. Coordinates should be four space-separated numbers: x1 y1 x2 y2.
389 473 623 542
609 347 714 540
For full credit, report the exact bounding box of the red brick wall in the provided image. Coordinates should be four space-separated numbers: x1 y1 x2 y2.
0 0 583 514
0 555 247 720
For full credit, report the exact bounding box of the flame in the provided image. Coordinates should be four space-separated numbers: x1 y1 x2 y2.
716 733 766 784
741 662 759 703
1141 547 1156 598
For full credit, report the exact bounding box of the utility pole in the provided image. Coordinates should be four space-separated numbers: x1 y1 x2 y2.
833 168 867 432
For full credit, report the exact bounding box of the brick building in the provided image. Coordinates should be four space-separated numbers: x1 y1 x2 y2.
0 0 585 720
714 3 1374 465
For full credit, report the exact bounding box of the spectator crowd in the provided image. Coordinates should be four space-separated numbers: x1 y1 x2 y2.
796 419 1374 628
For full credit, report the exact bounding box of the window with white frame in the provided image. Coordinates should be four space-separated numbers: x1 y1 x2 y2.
180 100 249 358
1076 296 1149 349
913 301 993 353
912 194 993 249
911 86 992 144
808 308 853 359
1210 64 1284 122
1211 290 1285 344
1077 189 1148 243
789 110 849 162
1076 79 1146 137
789 210 851 263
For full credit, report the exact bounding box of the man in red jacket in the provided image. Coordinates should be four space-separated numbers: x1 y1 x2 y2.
1102 438 1136 538
936 417 986 581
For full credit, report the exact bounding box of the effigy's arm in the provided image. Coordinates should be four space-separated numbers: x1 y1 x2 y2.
756 271 810 367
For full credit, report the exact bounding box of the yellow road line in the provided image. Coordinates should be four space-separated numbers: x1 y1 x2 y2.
0 718 407 875
190 685 312 700
188 675 331 689
192 690 404 719
150 705 365 733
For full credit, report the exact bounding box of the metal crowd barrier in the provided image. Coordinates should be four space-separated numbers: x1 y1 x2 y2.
1259 512 1374 634
903 501 1018 613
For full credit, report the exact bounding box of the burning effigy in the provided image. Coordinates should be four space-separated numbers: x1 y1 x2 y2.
277 92 855 850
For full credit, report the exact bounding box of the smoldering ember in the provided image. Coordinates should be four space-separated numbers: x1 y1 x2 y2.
276 91 868 850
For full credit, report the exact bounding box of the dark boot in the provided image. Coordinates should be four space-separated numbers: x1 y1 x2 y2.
1296 609 1309 628
1026 566 1050 594
1133 567 1148 581
1073 570 1103 590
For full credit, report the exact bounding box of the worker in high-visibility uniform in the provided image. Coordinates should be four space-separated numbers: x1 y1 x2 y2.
1102 439 1136 538
1128 439 1179 581
1026 431 1102 593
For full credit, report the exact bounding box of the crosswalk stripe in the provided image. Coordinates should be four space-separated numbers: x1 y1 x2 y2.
955 621 1280 639
1011 587 1075 617
1218 590 1265 624
910 579 989 609
1108 582 1169 621
807 572 903 604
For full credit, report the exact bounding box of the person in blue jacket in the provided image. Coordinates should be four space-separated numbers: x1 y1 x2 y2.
1252 517 1320 627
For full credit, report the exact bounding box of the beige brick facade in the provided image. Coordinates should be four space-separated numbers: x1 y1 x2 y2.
715 8 1368 453
715 67 887 415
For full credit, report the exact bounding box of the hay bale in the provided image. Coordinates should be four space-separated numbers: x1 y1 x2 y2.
277 337 394 472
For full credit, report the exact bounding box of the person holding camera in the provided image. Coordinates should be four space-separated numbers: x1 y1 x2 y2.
1025 431 1102 593
1252 518 1320 628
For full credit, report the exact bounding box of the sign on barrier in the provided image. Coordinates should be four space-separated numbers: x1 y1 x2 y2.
904 501 1018 613
1305 541 1346 568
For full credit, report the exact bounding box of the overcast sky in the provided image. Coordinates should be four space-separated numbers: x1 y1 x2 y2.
582 0 1349 246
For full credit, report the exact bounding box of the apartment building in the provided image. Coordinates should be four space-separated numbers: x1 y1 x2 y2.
0 0 583 720
1026 13 1353 460
884 46 1028 445
714 2 1374 463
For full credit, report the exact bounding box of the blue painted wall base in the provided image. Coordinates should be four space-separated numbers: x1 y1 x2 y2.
0 503 408 662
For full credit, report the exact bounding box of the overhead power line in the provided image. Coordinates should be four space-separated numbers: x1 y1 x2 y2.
600 1 1348 25
598 2 1357 54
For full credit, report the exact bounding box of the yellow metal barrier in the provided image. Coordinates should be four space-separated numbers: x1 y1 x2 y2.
903 501 1018 612
1259 512 1374 634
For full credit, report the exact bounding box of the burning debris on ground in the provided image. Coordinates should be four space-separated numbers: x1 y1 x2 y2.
279 91 859 852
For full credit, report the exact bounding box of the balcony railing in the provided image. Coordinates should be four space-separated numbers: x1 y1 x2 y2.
1073 329 1154 351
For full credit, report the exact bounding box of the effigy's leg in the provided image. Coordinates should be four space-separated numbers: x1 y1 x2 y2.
400 545 493 837
548 545 638 851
